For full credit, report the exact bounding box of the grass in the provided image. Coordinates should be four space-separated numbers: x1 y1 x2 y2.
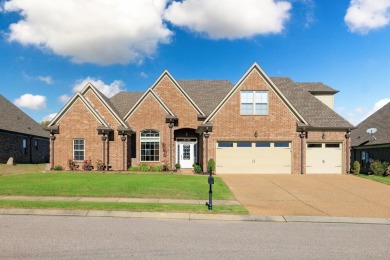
358 174 390 185
0 163 46 176
0 172 234 200
0 200 248 214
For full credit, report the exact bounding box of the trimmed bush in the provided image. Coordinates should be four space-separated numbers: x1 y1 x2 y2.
353 161 360 175
139 163 150 172
53 165 63 171
207 158 215 174
150 165 163 172
128 166 139 171
175 163 181 170
193 164 202 174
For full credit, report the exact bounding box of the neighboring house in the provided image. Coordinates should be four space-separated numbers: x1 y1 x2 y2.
0 94 49 164
46 63 353 174
351 102 390 172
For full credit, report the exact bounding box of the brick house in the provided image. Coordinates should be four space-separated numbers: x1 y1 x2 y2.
351 102 390 173
47 63 353 174
0 94 49 164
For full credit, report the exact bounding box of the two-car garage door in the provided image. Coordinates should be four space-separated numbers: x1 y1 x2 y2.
216 141 291 174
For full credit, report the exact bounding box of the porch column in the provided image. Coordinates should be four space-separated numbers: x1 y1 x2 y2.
50 134 56 170
121 134 127 171
169 122 174 170
300 131 306 174
102 134 107 167
345 130 351 174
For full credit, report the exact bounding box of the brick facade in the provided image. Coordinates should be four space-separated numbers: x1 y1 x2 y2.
0 131 49 164
49 65 350 174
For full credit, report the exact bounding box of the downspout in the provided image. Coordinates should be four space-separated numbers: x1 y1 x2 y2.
345 129 351 174
50 134 56 170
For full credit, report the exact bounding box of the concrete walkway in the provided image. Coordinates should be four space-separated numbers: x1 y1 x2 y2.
0 195 240 206
221 174 390 218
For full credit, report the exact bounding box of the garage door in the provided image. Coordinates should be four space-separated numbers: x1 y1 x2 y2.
216 141 291 174
306 143 342 174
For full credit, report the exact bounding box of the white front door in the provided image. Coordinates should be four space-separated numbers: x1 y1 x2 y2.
177 142 196 168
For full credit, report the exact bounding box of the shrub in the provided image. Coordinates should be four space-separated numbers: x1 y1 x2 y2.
151 165 163 172
96 159 105 171
82 158 93 171
139 163 150 172
352 161 360 175
370 160 387 176
67 159 77 171
207 158 215 174
175 163 181 170
193 164 202 174
53 165 63 171
128 166 139 171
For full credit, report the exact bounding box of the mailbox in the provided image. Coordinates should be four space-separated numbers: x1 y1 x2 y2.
208 176 214 185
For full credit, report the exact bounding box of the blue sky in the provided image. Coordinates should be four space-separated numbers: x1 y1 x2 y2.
0 0 389 126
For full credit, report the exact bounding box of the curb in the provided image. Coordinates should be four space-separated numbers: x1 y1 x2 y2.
1 208 389 225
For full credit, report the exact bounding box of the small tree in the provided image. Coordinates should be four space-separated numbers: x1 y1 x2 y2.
352 161 360 175
208 158 215 174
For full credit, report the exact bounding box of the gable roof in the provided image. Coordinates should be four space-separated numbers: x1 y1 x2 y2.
271 77 353 129
123 88 176 120
205 63 309 125
110 91 144 118
351 102 390 147
0 94 48 138
151 71 205 116
80 83 130 128
48 92 109 127
177 80 233 115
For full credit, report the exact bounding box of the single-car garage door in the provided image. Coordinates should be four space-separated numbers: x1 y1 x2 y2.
216 141 291 174
306 143 342 174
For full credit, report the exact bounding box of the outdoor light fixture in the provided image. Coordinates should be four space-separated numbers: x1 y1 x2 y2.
254 131 258 138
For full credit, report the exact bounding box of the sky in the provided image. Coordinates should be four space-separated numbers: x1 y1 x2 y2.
0 0 389 126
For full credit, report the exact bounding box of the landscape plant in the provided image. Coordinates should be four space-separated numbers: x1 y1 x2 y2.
53 165 63 171
208 158 215 174
67 159 77 171
82 158 93 171
352 161 360 175
370 160 389 176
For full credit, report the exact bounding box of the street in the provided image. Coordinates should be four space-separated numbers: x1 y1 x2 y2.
1 215 389 259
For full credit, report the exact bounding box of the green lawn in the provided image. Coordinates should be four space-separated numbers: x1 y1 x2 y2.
0 172 234 200
358 174 390 185
0 200 247 214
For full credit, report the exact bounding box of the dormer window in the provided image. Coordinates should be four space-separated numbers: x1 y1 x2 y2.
241 91 268 115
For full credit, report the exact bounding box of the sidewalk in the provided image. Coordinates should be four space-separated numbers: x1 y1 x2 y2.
0 196 389 225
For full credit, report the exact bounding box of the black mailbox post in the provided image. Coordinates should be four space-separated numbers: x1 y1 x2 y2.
208 174 214 210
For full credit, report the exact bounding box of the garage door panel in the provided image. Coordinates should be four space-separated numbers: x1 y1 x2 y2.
216 142 291 174
306 143 342 174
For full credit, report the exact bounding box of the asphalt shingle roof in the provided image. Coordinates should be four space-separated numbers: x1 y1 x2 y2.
296 82 338 94
271 77 353 129
351 102 390 146
110 91 144 118
0 94 49 138
177 80 234 115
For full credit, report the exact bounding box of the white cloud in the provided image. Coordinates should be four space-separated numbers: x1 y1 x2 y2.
37 76 53 84
14 94 46 110
3 0 172 65
42 113 57 122
58 94 71 104
140 72 148 78
72 77 125 98
345 0 390 33
164 0 291 39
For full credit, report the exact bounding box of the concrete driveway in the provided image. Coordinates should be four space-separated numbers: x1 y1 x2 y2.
220 174 390 218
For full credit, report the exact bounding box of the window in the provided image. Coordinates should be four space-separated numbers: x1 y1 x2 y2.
218 142 233 148
256 142 271 147
141 130 160 162
22 139 27 155
307 143 321 148
73 139 85 161
35 140 38 151
237 142 252 147
241 91 268 115
325 143 340 148
274 142 290 148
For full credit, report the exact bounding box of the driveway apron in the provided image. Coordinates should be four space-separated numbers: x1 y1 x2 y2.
220 174 390 218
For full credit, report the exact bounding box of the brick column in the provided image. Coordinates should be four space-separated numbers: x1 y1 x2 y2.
345 130 351 174
300 131 306 174
50 134 56 170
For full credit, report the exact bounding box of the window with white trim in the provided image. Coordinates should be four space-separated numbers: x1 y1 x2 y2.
140 130 160 162
241 91 268 115
73 139 85 161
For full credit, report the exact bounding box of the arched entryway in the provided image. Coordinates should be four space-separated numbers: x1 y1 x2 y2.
174 128 199 169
